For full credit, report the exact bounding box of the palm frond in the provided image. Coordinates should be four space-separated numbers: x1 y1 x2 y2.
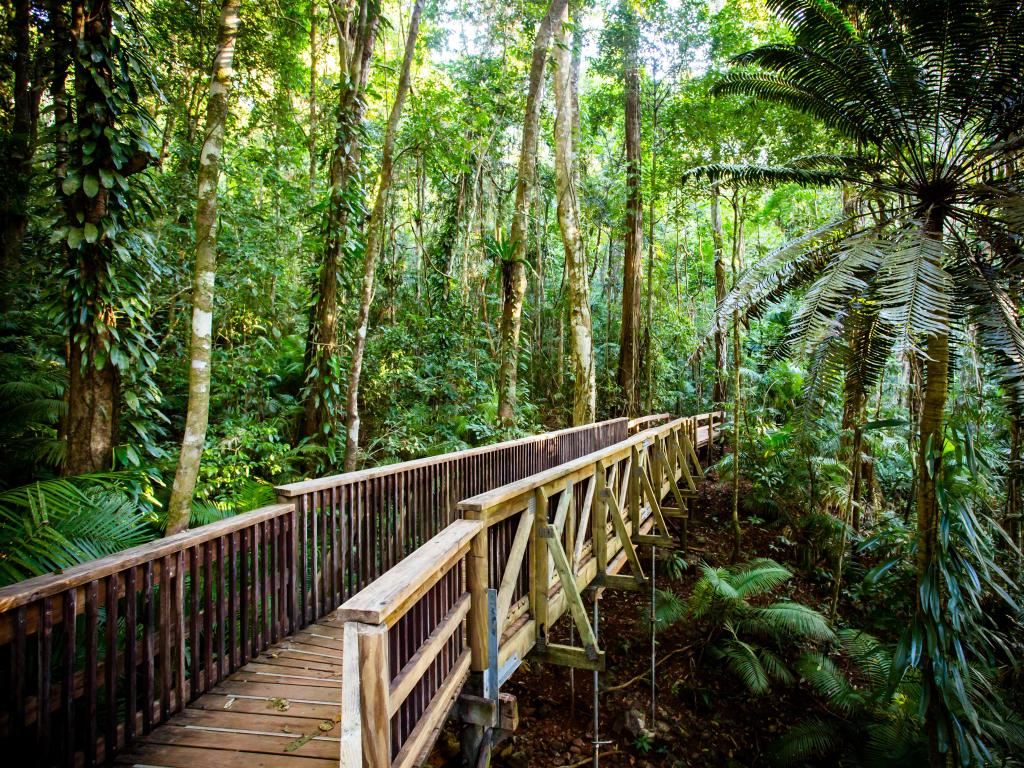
752 602 835 641
681 162 848 189
876 226 953 357
729 558 793 598
719 639 771 695
770 718 843 764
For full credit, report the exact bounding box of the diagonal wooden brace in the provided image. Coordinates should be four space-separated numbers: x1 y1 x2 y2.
635 463 675 548
601 488 646 585
540 524 598 659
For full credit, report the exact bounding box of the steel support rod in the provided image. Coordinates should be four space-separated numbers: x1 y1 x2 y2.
651 543 657 727
593 596 600 768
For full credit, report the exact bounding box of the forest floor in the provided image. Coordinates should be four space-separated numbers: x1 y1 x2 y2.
428 476 838 768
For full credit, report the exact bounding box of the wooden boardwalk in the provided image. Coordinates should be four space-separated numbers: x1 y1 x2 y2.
0 413 721 768
116 614 347 768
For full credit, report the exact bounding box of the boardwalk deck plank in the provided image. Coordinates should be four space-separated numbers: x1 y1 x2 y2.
117 615 343 768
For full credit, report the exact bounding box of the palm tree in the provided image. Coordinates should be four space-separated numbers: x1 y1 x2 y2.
684 1 1024 764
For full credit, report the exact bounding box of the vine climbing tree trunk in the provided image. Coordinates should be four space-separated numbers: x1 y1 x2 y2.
165 0 240 535
303 0 379 444
616 14 642 417
552 5 594 425
63 0 154 475
496 0 568 427
342 0 422 471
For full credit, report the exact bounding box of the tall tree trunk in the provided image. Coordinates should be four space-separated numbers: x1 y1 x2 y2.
552 6 594 425
165 0 240 535
342 0 422 471
915 211 949 768
616 27 642 416
729 191 742 562
495 0 569 426
308 0 317 191
64 0 151 475
0 0 37 308
710 184 726 407
303 0 379 443
841 372 866 527
1009 413 1022 550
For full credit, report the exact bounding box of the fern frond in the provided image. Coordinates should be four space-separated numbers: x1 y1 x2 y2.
770 718 843 764
719 639 771 695
752 602 835 642
729 558 793 598
876 226 954 357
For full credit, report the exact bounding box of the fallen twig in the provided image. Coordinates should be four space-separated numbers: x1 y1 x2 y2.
553 748 619 768
604 645 693 693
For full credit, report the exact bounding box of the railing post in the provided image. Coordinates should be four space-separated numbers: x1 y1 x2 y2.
467 525 489 674
532 488 550 645
341 621 391 768
594 462 608 576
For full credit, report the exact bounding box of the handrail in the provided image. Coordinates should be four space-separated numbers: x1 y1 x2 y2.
339 520 480 767
273 418 629 625
335 411 724 768
0 501 299 767
626 413 670 434
0 503 293 613
458 411 723 680
277 418 629 496
459 414 715 513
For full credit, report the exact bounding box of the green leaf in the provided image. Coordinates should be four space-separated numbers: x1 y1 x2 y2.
83 223 99 243
83 175 100 198
62 175 81 196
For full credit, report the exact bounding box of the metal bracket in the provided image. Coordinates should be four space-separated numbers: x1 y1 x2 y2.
483 587 499 700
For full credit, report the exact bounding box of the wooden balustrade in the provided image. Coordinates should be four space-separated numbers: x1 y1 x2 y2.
275 418 627 625
0 502 297 768
334 411 722 767
337 519 481 768
626 413 670 434
0 419 628 766
457 412 723 680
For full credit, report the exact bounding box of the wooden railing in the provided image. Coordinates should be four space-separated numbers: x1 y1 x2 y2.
275 418 627 624
458 412 721 681
337 411 723 766
337 519 481 768
0 502 298 767
0 419 628 766
626 412 670 434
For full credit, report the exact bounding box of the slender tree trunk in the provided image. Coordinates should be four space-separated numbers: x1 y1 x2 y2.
342 0 422 470
308 0 317 190
710 184 726 407
0 0 36 306
729 195 742 562
553 8 594 424
841 373 866 526
303 0 379 442
915 211 949 768
165 0 240 535
496 0 569 426
643 89 659 415
1009 414 1022 550
616 30 642 416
